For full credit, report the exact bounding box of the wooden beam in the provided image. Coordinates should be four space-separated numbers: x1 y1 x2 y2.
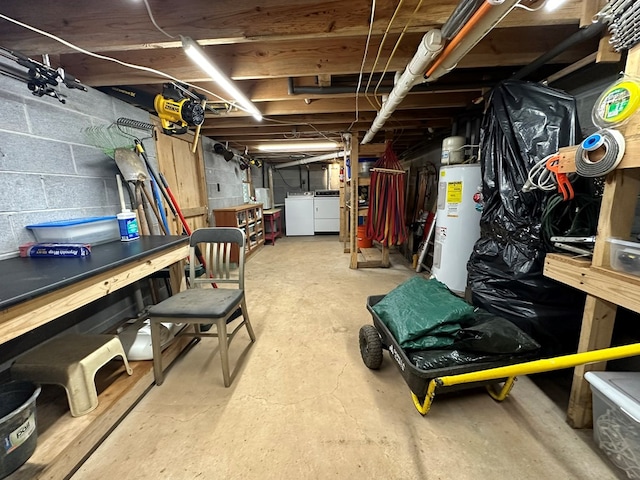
203 110 458 127
59 25 593 86
557 134 640 173
580 0 604 28
596 35 622 63
221 92 477 117
0 0 584 56
201 119 452 138
545 52 597 83
317 74 332 87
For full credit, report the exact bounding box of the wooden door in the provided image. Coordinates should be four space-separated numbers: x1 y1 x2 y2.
154 131 208 235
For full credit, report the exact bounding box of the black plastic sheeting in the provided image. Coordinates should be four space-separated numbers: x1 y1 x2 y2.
407 309 540 370
467 80 587 356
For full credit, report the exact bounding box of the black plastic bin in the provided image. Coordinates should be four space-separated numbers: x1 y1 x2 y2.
0 381 41 479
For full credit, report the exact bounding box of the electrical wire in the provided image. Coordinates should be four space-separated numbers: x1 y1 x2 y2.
514 0 549 12
274 166 303 187
372 0 426 106
142 0 176 39
0 12 258 117
540 191 600 251
522 153 559 193
363 0 403 110
347 0 377 132
262 116 339 144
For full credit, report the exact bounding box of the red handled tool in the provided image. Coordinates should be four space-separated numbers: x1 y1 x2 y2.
545 154 574 201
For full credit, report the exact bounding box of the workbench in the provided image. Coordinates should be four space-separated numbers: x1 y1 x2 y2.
263 208 282 245
0 236 190 479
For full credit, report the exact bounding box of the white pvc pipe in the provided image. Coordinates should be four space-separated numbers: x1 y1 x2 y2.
426 0 520 82
362 30 444 144
274 150 346 169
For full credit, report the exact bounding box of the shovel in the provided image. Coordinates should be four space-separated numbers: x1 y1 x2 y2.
114 148 152 234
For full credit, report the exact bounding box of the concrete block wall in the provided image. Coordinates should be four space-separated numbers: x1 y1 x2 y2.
203 136 247 212
0 56 250 369
0 56 159 260
271 165 329 205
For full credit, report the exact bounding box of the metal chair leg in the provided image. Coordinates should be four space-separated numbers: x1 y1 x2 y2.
241 299 256 342
217 317 231 387
150 319 164 385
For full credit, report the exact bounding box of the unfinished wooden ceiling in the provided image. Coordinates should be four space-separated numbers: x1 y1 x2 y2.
0 0 607 160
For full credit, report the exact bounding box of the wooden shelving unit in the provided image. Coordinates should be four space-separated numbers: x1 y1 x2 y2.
543 45 640 428
212 204 264 262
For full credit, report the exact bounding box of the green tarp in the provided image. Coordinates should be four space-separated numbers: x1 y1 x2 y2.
372 277 475 350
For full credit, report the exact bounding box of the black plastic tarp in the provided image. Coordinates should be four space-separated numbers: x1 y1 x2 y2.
467 80 586 355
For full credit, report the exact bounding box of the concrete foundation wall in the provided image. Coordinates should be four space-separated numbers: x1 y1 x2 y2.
0 56 252 369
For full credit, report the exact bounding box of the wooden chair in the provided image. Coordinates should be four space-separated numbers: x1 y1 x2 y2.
148 227 256 387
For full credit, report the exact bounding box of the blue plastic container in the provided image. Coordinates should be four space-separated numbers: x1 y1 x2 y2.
26 216 119 245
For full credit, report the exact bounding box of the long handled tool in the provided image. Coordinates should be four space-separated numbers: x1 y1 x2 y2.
159 172 192 235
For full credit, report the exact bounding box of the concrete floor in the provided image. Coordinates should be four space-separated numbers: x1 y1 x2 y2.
72 236 622 480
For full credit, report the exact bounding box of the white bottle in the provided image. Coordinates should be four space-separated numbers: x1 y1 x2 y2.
117 209 139 242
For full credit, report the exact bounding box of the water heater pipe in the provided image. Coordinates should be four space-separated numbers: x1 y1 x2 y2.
361 29 444 145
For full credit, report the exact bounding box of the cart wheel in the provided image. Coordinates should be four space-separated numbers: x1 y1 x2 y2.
359 325 383 369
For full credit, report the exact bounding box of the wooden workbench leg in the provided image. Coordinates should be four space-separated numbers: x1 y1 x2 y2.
168 259 187 296
567 295 617 428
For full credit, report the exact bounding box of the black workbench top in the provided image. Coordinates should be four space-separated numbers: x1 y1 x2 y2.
0 236 189 311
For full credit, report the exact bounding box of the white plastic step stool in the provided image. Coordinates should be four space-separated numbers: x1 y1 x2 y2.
11 334 133 417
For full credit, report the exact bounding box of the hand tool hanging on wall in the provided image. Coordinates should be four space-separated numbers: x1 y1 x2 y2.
114 148 153 234
158 171 210 274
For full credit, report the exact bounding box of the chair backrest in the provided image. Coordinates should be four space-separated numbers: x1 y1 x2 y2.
188 227 246 289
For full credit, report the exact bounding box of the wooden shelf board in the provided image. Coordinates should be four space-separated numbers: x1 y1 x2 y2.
558 133 640 173
544 253 640 313
357 247 390 268
13 336 193 480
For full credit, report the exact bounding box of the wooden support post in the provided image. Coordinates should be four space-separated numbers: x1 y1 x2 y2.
565 45 640 428
580 0 603 28
567 296 617 427
349 134 360 269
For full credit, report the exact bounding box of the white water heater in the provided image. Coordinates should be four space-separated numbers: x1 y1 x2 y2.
431 164 482 294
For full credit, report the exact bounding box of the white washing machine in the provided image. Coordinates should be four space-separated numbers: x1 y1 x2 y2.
285 192 315 236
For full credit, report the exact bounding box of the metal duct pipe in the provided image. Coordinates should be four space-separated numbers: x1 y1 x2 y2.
511 21 606 80
287 77 495 95
425 0 521 83
361 29 444 144
274 150 346 169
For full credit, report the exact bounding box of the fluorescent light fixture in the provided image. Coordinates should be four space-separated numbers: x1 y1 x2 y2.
181 36 262 121
545 0 566 12
256 142 340 152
